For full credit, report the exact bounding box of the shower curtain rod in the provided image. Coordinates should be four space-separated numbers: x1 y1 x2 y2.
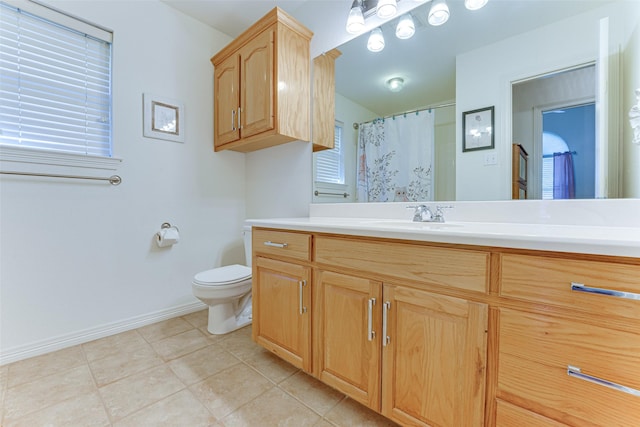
354 102 456 129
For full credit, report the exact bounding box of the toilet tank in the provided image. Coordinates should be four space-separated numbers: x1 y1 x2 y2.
243 225 252 267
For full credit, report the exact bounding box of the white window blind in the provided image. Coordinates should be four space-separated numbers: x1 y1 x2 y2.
315 122 345 184
542 156 553 199
0 1 112 157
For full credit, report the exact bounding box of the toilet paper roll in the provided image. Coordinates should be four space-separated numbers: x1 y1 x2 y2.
156 226 180 247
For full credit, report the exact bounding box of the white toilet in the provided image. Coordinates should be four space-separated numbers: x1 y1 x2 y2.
192 226 252 335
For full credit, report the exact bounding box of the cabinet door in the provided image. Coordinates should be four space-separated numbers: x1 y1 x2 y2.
315 270 382 410
253 257 311 371
381 285 488 427
214 54 240 147
240 28 274 139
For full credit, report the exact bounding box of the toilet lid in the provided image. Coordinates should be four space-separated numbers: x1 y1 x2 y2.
193 264 251 286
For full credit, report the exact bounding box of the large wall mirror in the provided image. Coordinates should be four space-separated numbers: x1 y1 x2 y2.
311 0 639 203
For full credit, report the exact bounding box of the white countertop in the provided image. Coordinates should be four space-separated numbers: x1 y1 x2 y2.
246 216 640 257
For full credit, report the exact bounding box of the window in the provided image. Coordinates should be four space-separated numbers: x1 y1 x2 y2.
315 121 345 184
0 1 113 158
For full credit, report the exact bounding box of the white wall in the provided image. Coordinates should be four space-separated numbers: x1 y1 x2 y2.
622 1 640 197
0 1 245 363
455 2 632 201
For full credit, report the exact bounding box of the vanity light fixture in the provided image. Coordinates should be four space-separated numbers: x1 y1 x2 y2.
376 0 398 19
464 0 488 11
386 77 405 92
428 0 450 26
346 0 365 34
367 27 385 52
395 14 415 39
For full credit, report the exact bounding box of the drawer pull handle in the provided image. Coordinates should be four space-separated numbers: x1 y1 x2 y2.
367 298 376 341
298 280 307 315
382 301 391 347
567 365 640 397
264 241 288 248
571 282 640 300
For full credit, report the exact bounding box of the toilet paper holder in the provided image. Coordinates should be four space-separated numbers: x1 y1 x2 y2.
161 222 179 232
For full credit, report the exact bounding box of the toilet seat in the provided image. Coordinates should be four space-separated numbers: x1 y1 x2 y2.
193 264 251 287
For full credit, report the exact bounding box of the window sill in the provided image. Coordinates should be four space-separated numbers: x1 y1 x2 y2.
0 145 122 178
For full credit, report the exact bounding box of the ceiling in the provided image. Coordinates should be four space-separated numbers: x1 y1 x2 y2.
162 0 615 116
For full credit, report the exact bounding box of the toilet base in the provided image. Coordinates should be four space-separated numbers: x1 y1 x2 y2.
206 294 252 335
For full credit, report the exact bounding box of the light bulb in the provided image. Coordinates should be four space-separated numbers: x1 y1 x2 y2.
464 0 488 11
346 0 365 34
386 77 404 92
376 0 397 19
428 0 450 26
395 14 415 39
367 28 385 52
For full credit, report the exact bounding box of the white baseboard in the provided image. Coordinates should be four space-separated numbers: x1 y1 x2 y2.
0 301 207 366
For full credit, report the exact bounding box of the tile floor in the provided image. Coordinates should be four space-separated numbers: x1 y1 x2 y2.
0 310 400 427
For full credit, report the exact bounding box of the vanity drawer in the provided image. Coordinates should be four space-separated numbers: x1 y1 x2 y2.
498 308 640 427
253 229 311 261
501 254 640 320
495 400 568 427
315 236 489 293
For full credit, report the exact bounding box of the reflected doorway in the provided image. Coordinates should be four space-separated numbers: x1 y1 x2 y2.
541 103 596 199
512 64 596 199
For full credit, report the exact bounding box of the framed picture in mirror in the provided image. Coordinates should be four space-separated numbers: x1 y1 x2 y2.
463 106 494 152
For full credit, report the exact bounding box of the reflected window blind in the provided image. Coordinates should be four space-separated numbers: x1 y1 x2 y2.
0 2 112 157
315 123 345 184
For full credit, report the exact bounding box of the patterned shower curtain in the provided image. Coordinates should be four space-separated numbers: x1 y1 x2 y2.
356 110 435 202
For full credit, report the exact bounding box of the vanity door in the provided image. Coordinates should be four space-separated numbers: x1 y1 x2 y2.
381 284 488 427
314 270 382 411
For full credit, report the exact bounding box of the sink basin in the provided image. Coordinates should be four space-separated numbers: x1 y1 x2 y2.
369 220 463 230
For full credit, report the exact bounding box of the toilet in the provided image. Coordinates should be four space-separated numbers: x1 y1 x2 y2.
192 226 252 335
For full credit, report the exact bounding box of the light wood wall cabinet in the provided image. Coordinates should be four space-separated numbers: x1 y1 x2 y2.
312 49 341 152
251 227 640 426
210 8 312 153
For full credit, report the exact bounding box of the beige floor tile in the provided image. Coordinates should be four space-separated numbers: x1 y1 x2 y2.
182 309 209 328
113 389 216 427
168 345 240 386
2 365 96 424
244 350 299 384
324 398 400 427
221 387 321 427
4 391 109 427
82 330 147 362
6 345 86 388
99 365 185 422
189 363 273 420
314 420 338 427
280 371 345 416
219 328 266 361
88 341 163 386
0 364 7 411
138 317 194 343
151 328 210 361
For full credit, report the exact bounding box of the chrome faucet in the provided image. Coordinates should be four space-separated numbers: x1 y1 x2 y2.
407 205 453 223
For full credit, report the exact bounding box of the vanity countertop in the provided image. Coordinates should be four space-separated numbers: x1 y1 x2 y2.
246 216 640 258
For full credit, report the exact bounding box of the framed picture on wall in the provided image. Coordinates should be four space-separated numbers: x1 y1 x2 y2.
462 106 494 152
143 93 184 143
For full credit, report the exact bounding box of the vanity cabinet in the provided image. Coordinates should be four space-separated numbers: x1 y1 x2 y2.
314 269 488 426
210 7 312 153
251 229 312 371
251 225 639 426
496 253 640 427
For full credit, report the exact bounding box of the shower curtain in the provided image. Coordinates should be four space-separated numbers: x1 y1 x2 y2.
356 110 435 202
553 151 576 199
